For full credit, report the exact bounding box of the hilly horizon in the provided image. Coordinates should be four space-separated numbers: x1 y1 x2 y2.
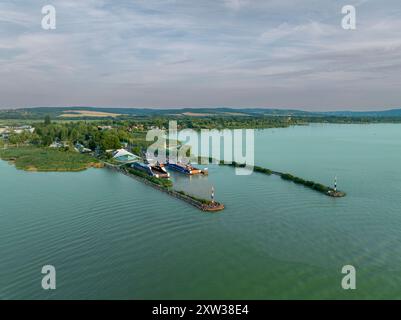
2 106 401 118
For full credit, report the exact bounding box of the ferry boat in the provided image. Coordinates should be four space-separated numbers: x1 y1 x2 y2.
167 162 206 175
131 162 170 178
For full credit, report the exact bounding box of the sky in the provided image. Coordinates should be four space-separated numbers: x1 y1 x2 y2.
0 0 401 111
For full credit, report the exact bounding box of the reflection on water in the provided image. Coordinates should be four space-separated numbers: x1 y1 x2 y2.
170 170 214 200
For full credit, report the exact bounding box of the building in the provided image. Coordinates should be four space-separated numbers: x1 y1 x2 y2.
74 143 92 153
13 125 35 134
112 149 140 162
50 141 67 148
97 125 113 131
0 125 35 135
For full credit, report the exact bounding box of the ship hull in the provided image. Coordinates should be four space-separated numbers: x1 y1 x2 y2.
167 163 203 175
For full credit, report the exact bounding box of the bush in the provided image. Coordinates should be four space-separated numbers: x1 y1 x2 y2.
0 147 97 172
177 190 213 205
254 166 272 175
281 173 294 181
279 172 332 194
127 167 172 189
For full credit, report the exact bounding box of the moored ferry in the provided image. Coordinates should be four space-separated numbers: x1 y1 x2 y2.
166 162 206 175
131 162 170 178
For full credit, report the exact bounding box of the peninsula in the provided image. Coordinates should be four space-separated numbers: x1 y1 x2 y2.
0 106 375 211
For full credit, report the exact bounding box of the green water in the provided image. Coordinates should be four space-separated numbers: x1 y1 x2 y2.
2 124 401 299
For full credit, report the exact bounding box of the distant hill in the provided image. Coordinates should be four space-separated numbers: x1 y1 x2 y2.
318 109 401 117
1 106 401 119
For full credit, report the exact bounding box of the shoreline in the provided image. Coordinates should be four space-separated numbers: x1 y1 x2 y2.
0 146 102 172
0 158 103 172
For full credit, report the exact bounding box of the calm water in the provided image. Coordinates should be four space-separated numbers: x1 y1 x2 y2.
2 124 401 299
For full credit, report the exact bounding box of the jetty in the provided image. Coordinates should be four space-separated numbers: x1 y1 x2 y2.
223 162 346 198
103 162 225 212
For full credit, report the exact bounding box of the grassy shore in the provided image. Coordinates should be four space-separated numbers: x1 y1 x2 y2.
0 147 101 172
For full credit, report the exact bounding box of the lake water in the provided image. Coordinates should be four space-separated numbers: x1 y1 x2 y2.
2 124 401 299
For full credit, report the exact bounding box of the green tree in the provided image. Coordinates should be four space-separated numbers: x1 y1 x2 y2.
60 127 68 141
100 132 121 150
44 115 51 125
42 135 53 146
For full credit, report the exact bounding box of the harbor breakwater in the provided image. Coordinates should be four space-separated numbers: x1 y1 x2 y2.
104 162 225 212
222 162 346 198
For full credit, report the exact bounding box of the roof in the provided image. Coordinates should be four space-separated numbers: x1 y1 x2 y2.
112 149 140 162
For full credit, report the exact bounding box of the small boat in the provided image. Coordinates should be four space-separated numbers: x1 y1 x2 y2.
131 162 170 178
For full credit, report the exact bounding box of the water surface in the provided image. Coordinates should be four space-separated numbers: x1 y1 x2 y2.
2 124 401 299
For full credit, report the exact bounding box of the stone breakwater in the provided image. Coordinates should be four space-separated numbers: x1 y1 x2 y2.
221 162 346 198
104 163 225 212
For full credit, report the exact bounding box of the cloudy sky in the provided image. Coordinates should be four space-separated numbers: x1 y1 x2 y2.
0 0 400 110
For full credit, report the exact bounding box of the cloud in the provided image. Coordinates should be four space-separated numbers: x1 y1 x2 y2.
0 0 401 110
223 0 249 10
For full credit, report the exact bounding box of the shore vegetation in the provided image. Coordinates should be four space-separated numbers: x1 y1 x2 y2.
0 147 100 172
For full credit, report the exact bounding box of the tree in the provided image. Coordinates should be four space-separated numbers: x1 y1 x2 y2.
60 127 68 141
8 133 23 145
100 132 121 151
42 135 53 146
69 128 79 142
44 115 51 125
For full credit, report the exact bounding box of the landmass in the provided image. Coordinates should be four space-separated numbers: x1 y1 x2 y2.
2 105 393 209
0 147 101 172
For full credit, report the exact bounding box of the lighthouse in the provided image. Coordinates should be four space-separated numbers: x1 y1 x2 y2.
334 176 337 192
211 186 215 204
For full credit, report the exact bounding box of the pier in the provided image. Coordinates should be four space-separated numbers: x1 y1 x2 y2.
223 162 346 198
103 162 225 212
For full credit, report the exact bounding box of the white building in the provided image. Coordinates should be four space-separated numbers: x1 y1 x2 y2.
112 149 140 162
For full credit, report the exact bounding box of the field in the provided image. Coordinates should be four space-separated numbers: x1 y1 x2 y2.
59 110 122 118
181 112 214 117
0 147 101 172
